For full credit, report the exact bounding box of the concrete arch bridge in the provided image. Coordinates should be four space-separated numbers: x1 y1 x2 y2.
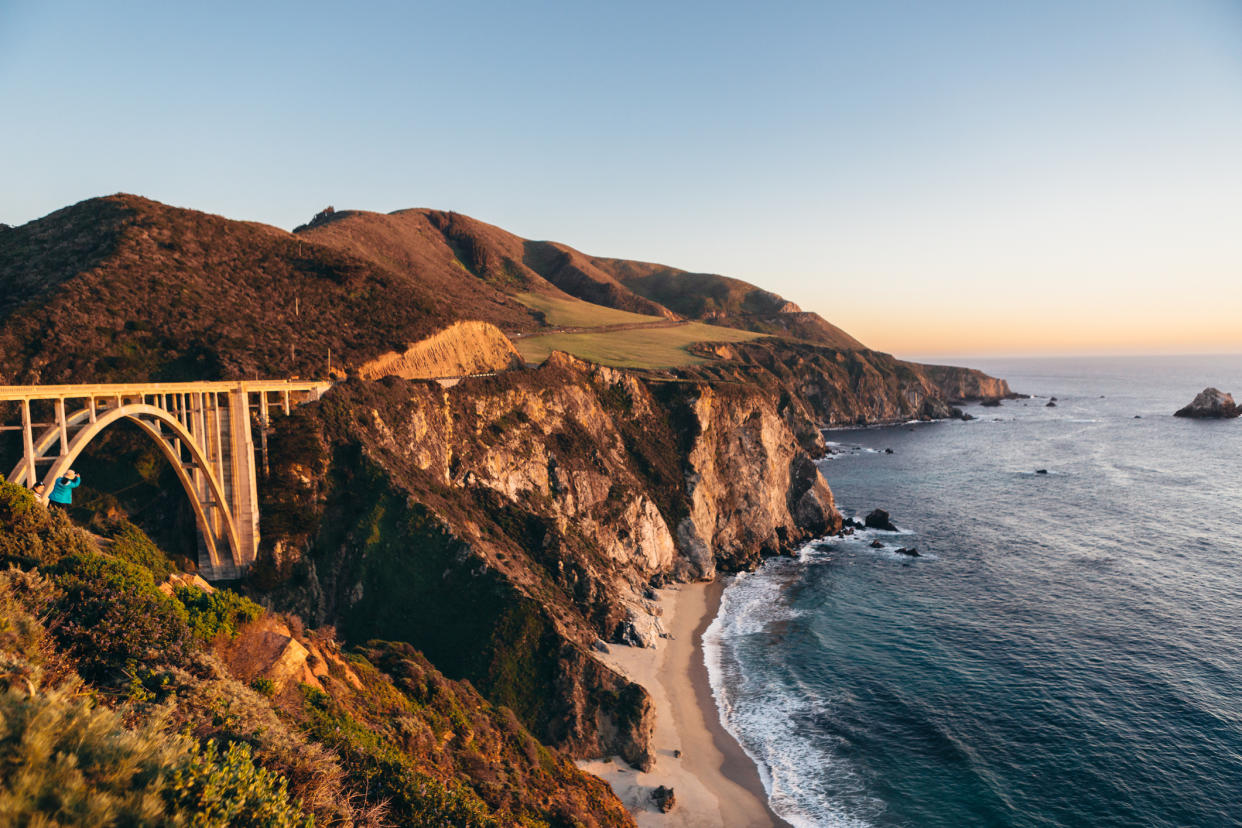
0 380 330 580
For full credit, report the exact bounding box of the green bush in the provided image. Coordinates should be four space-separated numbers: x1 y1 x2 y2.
300 684 498 827
50 552 192 683
0 479 94 568
250 677 276 697
161 668 357 826
168 739 313 827
0 685 312 826
0 568 57 664
103 519 176 582
175 586 263 641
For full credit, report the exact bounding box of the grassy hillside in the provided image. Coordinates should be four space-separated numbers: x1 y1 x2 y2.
514 292 663 328
514 323 762 369
0 195 868 385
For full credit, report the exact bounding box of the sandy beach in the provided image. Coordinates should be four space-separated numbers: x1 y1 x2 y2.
579 581 789 827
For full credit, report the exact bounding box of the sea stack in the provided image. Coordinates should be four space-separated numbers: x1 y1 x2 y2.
1173 388 1240 419
865 509 899 532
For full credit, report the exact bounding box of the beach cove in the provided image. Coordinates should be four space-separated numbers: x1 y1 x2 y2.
579 582 787 827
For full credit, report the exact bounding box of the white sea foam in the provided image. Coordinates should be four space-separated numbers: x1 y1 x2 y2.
704 551 881 827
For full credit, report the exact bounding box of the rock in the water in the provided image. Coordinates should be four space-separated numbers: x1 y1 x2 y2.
864 509 899 532
981 399 1002 407
652 785 676 813
884 448 895 454
1035 469 1048 474
1174 387 1240 419
844 517 864 530
895 547 919 557
870 539 884 549
1045 401 1057 407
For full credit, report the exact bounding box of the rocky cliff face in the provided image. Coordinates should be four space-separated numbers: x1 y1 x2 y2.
676 383 839 577
257 354 840 770
918 362 1016 403
685 339 1014 427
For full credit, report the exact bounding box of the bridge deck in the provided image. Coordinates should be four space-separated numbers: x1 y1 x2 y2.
0 379 331 402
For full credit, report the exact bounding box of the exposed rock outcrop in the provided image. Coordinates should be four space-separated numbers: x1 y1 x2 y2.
356 320 522 380
1174 387 1240 419
677 384 841 577
216 615 363 696
652 785 676 813
865 509 898 532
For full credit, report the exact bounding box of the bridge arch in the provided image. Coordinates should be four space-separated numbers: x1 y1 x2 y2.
39 403 242 574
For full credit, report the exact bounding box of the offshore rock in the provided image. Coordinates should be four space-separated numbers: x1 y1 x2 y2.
864 509 899 532
1174 388 1240 419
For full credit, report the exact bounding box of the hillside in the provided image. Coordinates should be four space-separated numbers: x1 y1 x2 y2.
0 482 632 826
297 206 864 350
0 196 458 383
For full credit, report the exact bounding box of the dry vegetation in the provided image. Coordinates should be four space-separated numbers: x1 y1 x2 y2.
514 322 763 369
514 292 663 328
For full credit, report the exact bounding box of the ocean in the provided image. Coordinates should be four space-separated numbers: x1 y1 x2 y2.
704 355 1242 828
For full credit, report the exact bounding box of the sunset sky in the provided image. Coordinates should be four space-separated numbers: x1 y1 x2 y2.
2 1 1240 358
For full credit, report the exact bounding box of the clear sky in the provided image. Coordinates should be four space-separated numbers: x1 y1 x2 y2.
3 1 1241 358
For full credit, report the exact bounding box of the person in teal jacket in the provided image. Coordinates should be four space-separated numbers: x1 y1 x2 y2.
47 470 81 509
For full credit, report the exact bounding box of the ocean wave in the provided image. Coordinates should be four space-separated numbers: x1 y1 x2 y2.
705 562 882 827
812 532 937 562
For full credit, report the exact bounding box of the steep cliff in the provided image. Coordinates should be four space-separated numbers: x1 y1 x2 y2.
685 339 1015 427
256 355 840 769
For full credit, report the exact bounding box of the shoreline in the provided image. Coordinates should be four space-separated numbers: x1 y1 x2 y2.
579 580 788 827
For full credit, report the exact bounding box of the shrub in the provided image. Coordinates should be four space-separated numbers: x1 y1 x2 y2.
0 567 57 667
161 667 357 826
300 684 499 827
101 519 176 582
251 677 276 697
50 552 192 683
0 479 94 568
167 739 313 827
0 684 312 826
175 586 263 641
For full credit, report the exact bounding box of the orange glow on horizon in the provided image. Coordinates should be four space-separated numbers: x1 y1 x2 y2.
834 307 1242 360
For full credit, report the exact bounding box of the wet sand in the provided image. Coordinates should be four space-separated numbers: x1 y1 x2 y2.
579 581 788 827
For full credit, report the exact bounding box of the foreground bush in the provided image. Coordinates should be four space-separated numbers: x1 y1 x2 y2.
0 685 311 826
0 479 93 568
101 519 177 582
176 586 263 641
50 553 192 683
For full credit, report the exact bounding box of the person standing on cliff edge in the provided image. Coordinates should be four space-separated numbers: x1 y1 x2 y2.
47 470 81 511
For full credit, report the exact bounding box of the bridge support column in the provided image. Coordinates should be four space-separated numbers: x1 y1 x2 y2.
227 387 260 573
20 399 35 486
